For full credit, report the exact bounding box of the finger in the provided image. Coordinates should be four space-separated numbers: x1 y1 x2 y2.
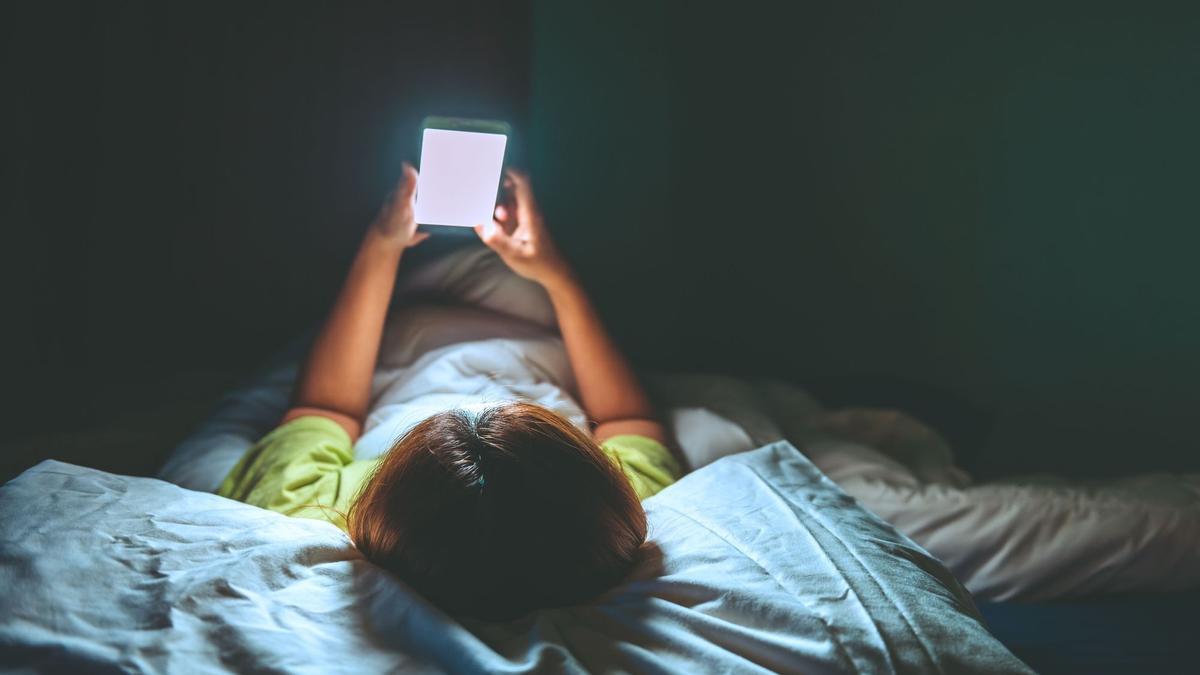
505 168 539 222
407 231 431 247
378 189 396 214
475 220 516 252
474 222 503 251
398 162 419 201
473 221 500 247
505 168 532 196
494 203 519 235
505 168 533 196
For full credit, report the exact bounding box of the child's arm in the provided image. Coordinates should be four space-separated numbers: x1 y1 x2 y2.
282 164 429 440
474 170 667 445
543 275 666 444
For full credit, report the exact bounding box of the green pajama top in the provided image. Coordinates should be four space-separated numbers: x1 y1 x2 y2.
216 415 682 531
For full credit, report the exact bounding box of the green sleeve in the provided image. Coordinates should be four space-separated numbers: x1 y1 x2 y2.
600 434 684 500
216 416 374 530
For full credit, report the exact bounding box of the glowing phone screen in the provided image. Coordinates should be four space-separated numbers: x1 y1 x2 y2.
414 128 508 227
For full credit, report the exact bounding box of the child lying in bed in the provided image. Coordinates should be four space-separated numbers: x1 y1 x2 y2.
178 164 1200 608
216 165 683 620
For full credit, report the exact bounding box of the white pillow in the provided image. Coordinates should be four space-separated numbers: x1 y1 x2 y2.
0 443 1029 674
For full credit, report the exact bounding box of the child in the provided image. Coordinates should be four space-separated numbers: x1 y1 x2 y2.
217 165 682 620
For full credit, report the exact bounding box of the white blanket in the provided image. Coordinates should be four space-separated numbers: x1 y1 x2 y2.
1 449 1029 674
648 377 1200 600
159 245 1200 601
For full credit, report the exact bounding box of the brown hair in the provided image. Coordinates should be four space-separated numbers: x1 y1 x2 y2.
347 401 647 620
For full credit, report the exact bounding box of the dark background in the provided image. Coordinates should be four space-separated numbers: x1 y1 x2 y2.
3 1 1198 483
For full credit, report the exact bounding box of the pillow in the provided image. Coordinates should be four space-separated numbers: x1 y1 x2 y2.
0 443 1030 674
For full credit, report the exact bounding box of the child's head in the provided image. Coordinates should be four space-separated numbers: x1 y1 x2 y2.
347 401 647 620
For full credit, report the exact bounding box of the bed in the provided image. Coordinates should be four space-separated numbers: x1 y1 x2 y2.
4 244 1181 671
0 441 1029 673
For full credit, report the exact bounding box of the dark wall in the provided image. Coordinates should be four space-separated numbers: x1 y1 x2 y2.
529 2 1200 476
4 2 1197 482
3 2 531 455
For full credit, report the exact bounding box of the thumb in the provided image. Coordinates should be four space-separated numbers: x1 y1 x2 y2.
474 220 512 251
399 162 418 201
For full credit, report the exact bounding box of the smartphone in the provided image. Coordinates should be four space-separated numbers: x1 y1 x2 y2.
414 116 511 228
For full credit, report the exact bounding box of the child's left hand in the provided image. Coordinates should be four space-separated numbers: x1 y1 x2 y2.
372 162 429 248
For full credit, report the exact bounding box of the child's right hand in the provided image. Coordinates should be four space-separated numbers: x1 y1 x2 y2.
372 163 429 249
474 169 571 288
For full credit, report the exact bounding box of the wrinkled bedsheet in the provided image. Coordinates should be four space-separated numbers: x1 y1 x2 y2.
649 377 1200 601
0 446 1029 674
160 245 1200 602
